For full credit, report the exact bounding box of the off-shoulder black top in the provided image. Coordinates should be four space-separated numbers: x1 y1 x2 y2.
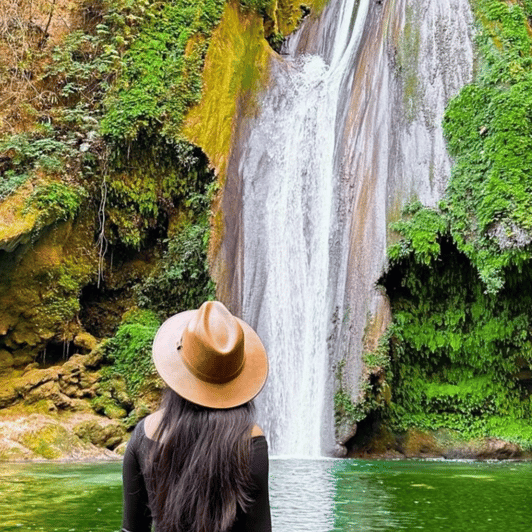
121 419 272 532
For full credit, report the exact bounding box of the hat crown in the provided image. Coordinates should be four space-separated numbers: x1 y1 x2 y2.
181 301 245 384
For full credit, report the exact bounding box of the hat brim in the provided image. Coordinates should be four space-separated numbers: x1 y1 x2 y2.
152 309 268 409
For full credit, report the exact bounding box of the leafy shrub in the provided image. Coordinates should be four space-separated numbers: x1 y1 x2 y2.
25 182 86 227
0 131 78 199
383 239 532 448
136 218 215 316
104 308 161 394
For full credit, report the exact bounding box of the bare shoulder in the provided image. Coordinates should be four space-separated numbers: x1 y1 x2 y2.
144 409 164 440
251 424 264 437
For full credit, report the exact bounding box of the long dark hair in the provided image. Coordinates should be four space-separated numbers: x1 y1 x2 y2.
145 389 256 532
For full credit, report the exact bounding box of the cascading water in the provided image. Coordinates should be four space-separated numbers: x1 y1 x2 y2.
220 0 474 457
237 0 371 457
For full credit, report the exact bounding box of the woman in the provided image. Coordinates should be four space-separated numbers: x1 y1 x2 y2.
121 301 271 532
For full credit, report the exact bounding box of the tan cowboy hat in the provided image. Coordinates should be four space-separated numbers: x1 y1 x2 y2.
152 301 268 409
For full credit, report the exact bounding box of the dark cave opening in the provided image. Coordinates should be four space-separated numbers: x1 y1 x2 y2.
35 341 73 367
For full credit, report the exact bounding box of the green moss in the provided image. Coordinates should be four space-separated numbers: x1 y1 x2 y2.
388 201 450 265
0 209 99 351
101 0 227 143
104 139 213 248
91 395 128 419
183 1 272 177
103 309 161 395
395 4 422 121
0 131 78 201
25 182 86 229
382 240 532 448
136 216 215 316
19 423 80 459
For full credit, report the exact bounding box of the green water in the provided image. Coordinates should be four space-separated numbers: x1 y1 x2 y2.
0 459 531 531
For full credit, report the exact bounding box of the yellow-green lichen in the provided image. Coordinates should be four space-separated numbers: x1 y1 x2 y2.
183 1 273 179
0 183 39 252
0 211 99 352
18 422 82 459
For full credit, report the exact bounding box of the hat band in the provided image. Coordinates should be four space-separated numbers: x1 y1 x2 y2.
181 350 246 385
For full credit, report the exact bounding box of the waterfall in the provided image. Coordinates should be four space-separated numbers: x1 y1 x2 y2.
220 0 474 456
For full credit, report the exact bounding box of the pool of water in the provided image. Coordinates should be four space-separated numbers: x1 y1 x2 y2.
1 458 531 531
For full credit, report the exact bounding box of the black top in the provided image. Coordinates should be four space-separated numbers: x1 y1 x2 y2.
122 419 272 532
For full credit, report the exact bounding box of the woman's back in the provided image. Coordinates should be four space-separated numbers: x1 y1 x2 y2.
122 414 271 532
121 301 272 532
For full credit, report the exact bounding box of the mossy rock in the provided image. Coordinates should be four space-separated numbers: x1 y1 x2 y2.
0 380 19 408
73 419 126 449
114 440 129 456
73 332 97 352
0 350 14 370
0 441 33 461
91 395 128 419
18 422 82 459
398 429 443 458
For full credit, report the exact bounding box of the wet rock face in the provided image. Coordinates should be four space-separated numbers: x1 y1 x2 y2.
348 427 530 460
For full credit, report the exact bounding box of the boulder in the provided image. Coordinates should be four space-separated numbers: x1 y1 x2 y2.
25 380 74 409
398 429 442 458
16 420 84 459
336 419 357 446
83 349 104 369
13 367 60 395
73 419 126 449
91 395 128 419
473 438 522 460
61 355 86 380
0 350 14 370
11 349 35 367
74 332 98 352
0 381 19 408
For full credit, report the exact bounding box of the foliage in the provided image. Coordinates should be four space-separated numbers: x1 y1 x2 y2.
388 201 449 265
105 139 213 248
26 182 86 224
104 308 161 394
41 0 145 111
136 214 216 317
0 130 77 200
334 388 369 425
239 0 274 14
383 239 532 448
101 0 227 143
0 172 28 201
334 329 392 428
443 0 532 292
